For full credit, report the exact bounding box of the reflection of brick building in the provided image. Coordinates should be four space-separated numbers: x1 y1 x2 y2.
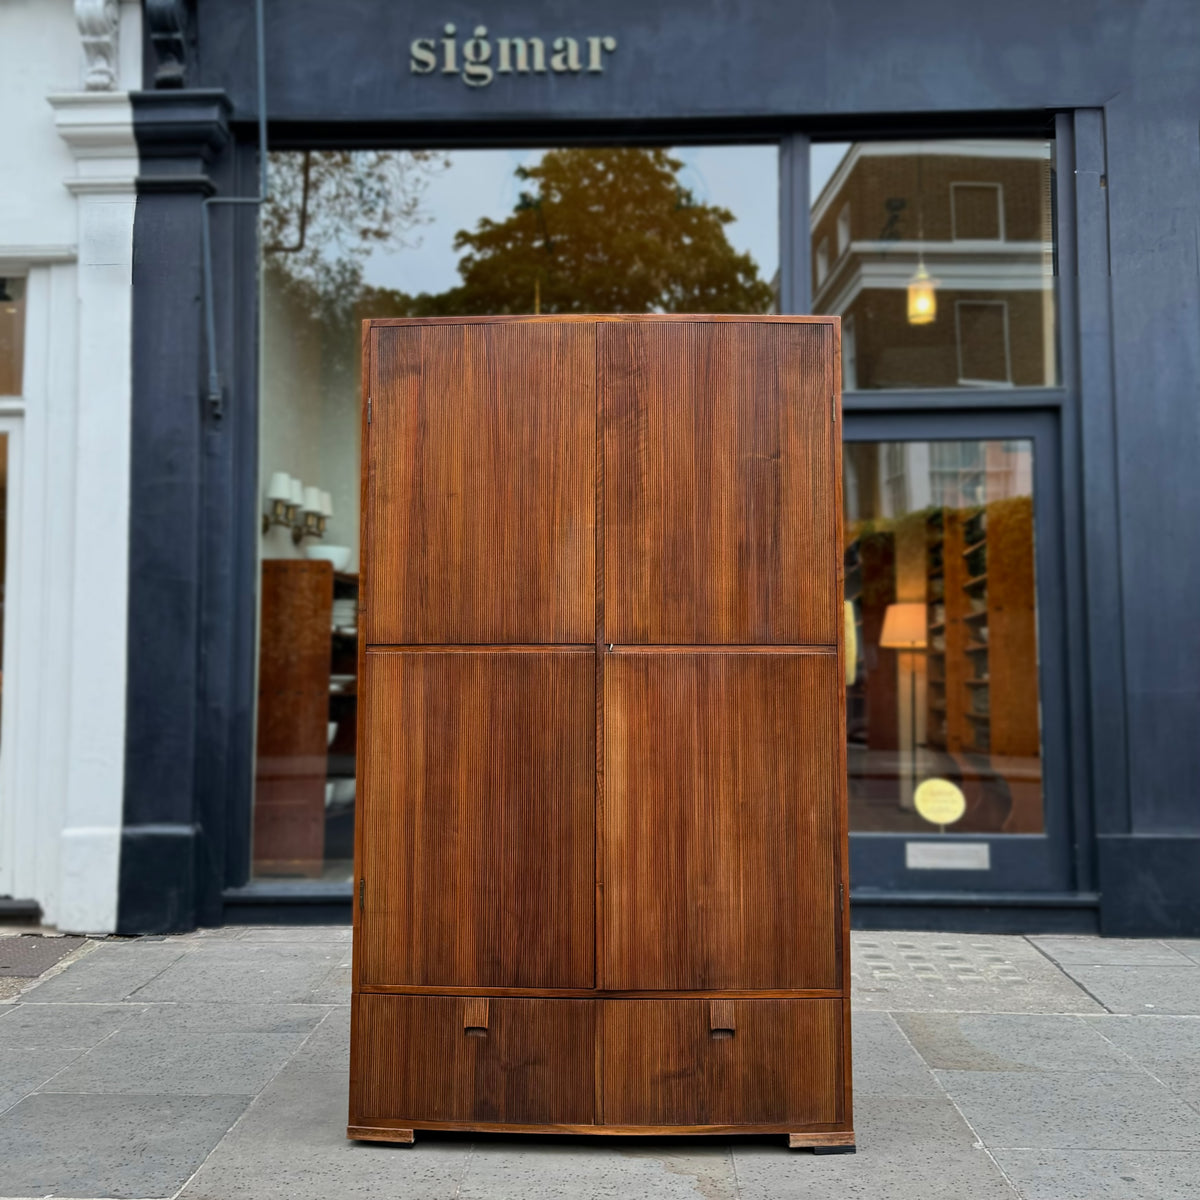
812 141 1055 389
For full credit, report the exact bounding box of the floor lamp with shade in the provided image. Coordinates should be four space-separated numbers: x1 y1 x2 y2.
879 602 928 809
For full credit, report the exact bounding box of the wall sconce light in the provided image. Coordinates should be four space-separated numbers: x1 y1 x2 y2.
262 473 333 545
263 471 297 533
907 260 937 325
301 486 329 540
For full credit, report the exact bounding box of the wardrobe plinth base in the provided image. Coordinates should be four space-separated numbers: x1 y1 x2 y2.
789 1131 857 1152
348 1126 414 1145
349 1121 855 1145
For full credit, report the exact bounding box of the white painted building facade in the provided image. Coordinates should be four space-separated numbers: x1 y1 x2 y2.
0 0 141 932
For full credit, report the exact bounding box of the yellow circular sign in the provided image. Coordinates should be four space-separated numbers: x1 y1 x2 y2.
913 778 966 827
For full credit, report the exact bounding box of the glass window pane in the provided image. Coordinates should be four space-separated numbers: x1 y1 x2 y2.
843 439 1044 835
811 140 1057 389
0 278 26 396
253 145 778 881
0 435 7 736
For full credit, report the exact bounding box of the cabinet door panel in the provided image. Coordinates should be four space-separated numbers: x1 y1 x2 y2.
604 651 840 990
603 320 836 644
359 650 595 989
601 999 842 1126
352 994 596 1126
366 321 596 644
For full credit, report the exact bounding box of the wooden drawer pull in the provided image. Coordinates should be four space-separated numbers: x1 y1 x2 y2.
463 997 489 1037
709 999 736 1039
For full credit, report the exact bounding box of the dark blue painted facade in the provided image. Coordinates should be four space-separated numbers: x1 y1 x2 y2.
122 0 1200 934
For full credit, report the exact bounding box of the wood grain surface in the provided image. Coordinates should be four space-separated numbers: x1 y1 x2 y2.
352 994 596 1126
353 314 851 1142
601 999 842 1126
365 321 595 644
254 560 333 876
357 649 595 989
602 320 837 644
603 650 841 991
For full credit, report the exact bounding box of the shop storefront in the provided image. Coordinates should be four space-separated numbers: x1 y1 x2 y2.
116 0 1200 935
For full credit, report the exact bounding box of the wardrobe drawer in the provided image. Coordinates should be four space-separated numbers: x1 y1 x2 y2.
351 995 596 1126
601 999 843 1127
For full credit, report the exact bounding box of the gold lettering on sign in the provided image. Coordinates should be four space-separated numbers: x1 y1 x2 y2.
411 26 617 85
497 36 545 75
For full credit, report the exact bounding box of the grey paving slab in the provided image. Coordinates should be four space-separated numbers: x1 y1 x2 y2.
236 926 353 942
1087 1015 1200 1108
1030 935 1192 966
1167 940 1200 966
165 926 251 941
993 1148 1200 1199
850 1011 943 1099
130 943 342 1003
0 1046 86 1115
308 964 352 1004
0 1091 248 1199
0 1000 144 1048
936 1068 1200 1151
1058 964 1200 1014
734 1096 1017 1200
896 1013 1132 1073
458 1139 737 1200
850 932 1101 1014
42 1002 326 1096
21 942 187 1002
181 1009 467 1200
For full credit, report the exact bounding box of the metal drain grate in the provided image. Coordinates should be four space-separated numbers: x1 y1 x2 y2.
0 935 86 978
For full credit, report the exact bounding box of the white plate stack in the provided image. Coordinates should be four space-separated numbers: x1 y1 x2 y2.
332 598 357 634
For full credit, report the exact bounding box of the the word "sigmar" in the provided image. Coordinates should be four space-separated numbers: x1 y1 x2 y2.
411 25 617 87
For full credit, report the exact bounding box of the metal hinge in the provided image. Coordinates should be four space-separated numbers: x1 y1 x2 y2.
359 878 365 911
367 396 372 424
838 882 845 913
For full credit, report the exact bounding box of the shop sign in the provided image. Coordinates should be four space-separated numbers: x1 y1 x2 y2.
411 24 618 87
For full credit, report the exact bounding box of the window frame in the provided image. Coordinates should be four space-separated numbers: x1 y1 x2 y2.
781 114 1096 907
950 180 1005 242
836 202 851 257
955 297 1013 387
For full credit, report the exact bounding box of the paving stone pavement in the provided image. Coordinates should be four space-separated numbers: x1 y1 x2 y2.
0 927 1197 1199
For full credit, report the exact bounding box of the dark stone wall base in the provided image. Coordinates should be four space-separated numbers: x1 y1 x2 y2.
1098 835 1200 936
851 892 1100 935
117 825 198 934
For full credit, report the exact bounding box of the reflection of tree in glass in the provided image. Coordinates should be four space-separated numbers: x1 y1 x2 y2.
262 150 448 320
365 148 773 316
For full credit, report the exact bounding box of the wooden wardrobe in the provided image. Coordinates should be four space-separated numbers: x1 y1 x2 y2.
349 314 854 1150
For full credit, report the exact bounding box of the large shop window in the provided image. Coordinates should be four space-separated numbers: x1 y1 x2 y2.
810 139 1056 389
254 145 779 881
843 438 1044 835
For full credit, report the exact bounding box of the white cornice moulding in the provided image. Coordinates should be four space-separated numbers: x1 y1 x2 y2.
0 246 78 266
64 178 137 196
48 92 138 160
815 255 1053 317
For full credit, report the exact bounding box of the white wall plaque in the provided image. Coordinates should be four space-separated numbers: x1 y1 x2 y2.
905 841 991 871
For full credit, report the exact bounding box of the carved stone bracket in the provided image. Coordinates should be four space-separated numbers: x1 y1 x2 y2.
76 0 119 91
146 0 190 89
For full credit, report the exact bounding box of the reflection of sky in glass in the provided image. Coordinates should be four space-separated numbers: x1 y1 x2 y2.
361 145 779 296
810 142 852 208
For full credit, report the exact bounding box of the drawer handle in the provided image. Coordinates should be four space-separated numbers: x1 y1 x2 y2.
464 997 489 1037
709 999 736 1040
